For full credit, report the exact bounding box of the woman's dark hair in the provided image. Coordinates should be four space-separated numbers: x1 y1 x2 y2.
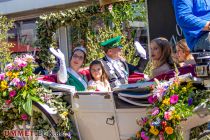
69 49 87 67
89 60 108 84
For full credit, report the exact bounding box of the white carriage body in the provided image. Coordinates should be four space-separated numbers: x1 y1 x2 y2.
71 91 210 140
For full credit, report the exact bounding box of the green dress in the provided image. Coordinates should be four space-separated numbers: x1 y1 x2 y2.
66 68 87 91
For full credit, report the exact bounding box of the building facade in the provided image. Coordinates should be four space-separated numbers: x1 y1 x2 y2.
0 0 94 58
1 0 148 67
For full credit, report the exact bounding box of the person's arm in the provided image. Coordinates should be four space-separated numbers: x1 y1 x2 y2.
49 48 67 83
173 0 208 36
126 62 138 74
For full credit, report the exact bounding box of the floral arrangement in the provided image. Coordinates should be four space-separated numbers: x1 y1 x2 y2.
0 54 40 117
131 75 208 140
0 55 78 140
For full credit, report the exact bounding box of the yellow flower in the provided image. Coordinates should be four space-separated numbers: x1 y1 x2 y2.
61 111 68 117
12 72 19 78
172 110 176 114
6 72 12 77
165 127 174 135
186 82 192 89
149 126 159 136
136 131 141 138
162 98 170 105
174 114 181 120
0 80 8 91
181 87 187 93
171 90 175 94
160 104 165 109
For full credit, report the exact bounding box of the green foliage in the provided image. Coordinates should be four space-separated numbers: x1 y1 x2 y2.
36 0 146 70
0 16 14 72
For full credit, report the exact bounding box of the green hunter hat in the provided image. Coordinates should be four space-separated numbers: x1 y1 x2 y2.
100 36 122 49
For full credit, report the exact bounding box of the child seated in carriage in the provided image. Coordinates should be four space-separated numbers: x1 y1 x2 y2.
87 60 111 91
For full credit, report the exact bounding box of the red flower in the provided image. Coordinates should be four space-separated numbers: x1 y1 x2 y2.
5 99 11 105
21 114 28 121
161 121 167 127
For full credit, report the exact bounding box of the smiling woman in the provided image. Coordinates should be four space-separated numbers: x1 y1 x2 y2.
175 39 196 67
50 46 88 91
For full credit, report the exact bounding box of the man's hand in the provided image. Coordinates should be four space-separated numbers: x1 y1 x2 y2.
203 21 210 31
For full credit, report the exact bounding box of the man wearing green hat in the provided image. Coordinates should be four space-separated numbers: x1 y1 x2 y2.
99 36 136 88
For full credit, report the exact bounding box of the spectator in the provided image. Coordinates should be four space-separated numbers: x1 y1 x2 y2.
172 0 210 51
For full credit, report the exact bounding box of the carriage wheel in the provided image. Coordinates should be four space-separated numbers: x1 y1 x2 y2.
9 102 62 140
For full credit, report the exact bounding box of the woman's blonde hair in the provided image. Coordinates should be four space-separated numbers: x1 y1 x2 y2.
151 37 174 69
176 39 193 61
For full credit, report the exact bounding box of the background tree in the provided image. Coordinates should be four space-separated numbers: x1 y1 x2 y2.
86 0 146 65
0 15 14 72
36 0 147 70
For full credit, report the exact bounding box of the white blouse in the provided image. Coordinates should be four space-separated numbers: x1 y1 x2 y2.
88 80 111 91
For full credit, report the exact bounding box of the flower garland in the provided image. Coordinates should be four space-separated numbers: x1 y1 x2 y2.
0 55 78 139
131 76 209 140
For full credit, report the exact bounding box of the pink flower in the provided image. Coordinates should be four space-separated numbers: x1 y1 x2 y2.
164 111 172 120
9 90 16 97
5 63 14 71
108 4 113 12
21 114 28 121
139 117 148 126
10 78 20 86
170 94 179 104
159 131 164 140
148 95 157 104
141 131 149 140
153 84 168 101
14 58 27 68
151 107 160 116
0 73 5 80
28 76 33 81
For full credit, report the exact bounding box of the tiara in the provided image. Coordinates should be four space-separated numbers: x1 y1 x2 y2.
73 46 87 54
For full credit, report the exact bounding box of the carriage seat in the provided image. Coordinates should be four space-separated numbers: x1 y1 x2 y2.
37 69 145 84
38 65 196 83
150 64 196 81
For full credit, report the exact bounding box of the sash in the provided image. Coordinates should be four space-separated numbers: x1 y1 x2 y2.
67 68 87 90
100 56 128 88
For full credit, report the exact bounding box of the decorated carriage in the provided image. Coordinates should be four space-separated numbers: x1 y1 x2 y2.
0 51 209 140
